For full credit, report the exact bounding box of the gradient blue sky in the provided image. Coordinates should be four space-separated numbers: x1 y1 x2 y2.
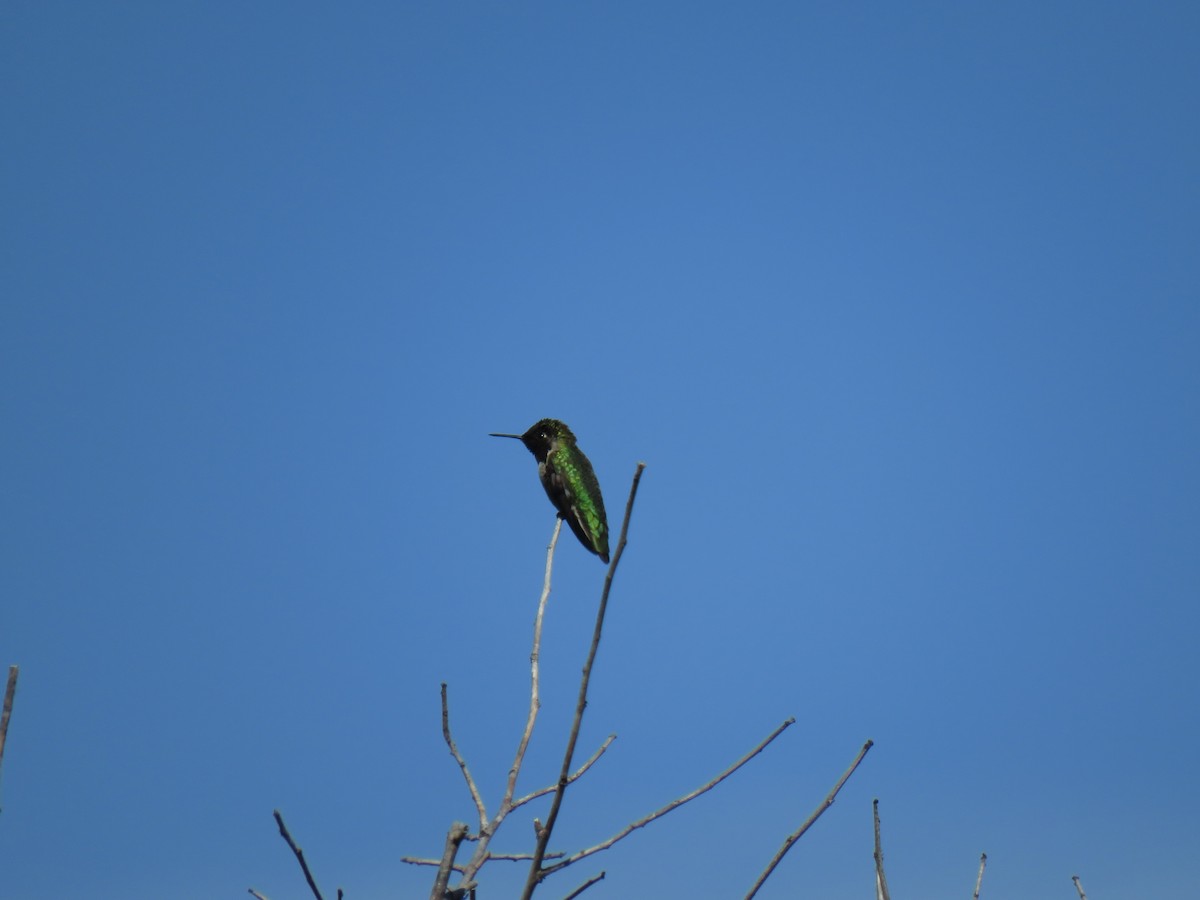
2 3 1197 898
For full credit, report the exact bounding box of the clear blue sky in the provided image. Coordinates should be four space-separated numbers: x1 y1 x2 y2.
2 3 1197 898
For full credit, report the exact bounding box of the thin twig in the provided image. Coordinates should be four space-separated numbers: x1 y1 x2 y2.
561 871 605 900
488 852 563 862
430 822 471 900
519 463 646 900
544 717 796 876
248 890 270 900
0 665 18 785
273 809 325 900
1072 875 1088 900
404 857 464 871
454 520 562 890
441 684 487 830
504 517 562 802
873 799 891 900
743 739 875 900
972 852 987 900
403 851 565 867
512 734 617 809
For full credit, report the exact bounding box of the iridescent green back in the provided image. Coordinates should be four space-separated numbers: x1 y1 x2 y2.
548 439 609 561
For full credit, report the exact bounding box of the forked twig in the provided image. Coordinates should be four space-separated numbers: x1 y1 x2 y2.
272 809 325 900
873 799 891 900
973 852 987 900
744 739 875 899
519 463 646 900
544 717 796 876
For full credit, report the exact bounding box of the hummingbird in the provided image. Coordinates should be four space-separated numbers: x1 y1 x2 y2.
490 418 610 563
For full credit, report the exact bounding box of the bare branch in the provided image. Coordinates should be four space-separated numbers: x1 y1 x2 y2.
430 822 471 900
508 518 561 799
441 684 488 830
520 463 647 900
247 890 270 900
743 738 875 900
488 851 564 862
873 799 891 900
453 520 562 890
561 871 605 899
405 851 564 868
0 665 18 789
404 857 463 870
972 852 987 900
1072 875 1088 900
272 809 325 900
545 717 796 876
512 734 617 810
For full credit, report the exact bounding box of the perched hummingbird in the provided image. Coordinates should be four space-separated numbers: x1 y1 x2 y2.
490 418 610 563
